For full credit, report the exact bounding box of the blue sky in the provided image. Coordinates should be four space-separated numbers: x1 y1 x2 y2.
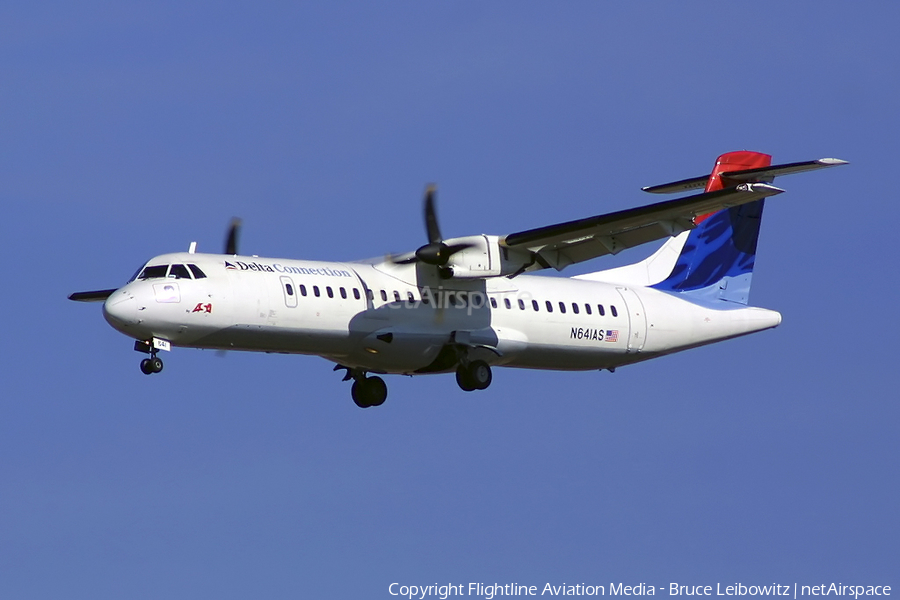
2 2 897 598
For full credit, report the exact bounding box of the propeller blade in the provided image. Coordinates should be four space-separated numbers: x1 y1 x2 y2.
389 184 471 269
423 185 442 244
224 217 242 255
390 254 419 265
443 242 475 255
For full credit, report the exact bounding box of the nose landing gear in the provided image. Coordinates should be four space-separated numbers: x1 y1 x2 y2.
140 356 164 375
135 339 165 375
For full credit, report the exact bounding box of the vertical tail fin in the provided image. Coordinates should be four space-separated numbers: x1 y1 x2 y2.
651 151 772 305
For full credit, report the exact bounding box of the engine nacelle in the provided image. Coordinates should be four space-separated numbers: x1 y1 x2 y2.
442 235 533 279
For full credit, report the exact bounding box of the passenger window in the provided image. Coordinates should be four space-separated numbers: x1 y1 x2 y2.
300 284 307 296
393 291 401 302
530 300 538 311
545 300 553 313
611 305 618 317
421 295 429 305
598 304 605 316
585 304 591 315
313 286 320 297
138 265 168 280
168 264 191 279
285 284 294 296
518 299 525 310
572 303 579 314
407 291 415 303
340 287 347 299
490 297 497 309
380 290 387 302
558 302 566 314
188 264 207 279
504 298 511 309
326 286 334 298
353 288 360 300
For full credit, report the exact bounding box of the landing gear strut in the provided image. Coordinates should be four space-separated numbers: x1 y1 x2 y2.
456 359 492 392
136 340 164 375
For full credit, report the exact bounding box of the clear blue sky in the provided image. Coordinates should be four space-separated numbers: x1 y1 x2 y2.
2 2 897 598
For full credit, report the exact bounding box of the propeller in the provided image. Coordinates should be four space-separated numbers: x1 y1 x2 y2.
219 217 243 357
394 186 474 268
225 217 242 255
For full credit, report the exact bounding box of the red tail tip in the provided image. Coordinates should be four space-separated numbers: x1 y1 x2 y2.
704 151 772 193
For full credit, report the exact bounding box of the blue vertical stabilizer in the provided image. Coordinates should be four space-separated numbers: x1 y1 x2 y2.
651 199 765 305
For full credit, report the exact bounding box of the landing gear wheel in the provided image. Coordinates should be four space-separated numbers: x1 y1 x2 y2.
457 361 492 391
351 381 366 407
456 367 476 392
140 355 164 375
149 356 164 373
351 376 388 408
468 360 492 390
366 376 387 406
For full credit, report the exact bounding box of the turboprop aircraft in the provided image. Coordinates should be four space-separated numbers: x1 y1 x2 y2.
70 151 845 408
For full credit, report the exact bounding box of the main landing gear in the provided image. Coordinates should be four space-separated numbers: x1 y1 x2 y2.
335 358 493 408
351 376 388 409
455 359 492 392
336 365 388 408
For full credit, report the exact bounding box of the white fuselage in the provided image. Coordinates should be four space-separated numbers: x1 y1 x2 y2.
103 252 781 375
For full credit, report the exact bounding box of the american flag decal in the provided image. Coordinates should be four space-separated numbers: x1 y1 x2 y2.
605 330 619 342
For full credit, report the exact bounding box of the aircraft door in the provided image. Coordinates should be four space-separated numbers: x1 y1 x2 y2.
280 276 298 308
616 287 647 353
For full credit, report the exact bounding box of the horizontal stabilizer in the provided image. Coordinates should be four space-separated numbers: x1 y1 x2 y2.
640 175 708 195
642 158 848 194
721 158 848 183
68 289 116 302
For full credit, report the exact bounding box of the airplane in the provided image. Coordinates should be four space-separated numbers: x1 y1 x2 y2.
70 151 846 408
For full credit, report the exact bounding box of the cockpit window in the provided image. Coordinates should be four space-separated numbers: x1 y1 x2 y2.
168 264 191 279
188 264 206 279
138 265 168 280
128 265 145 283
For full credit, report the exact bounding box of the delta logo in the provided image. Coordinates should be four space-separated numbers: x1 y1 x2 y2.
223 260 273 272
223 260 353 278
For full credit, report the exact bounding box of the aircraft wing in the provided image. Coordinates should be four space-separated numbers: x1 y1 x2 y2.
69 289 117 302
501 183 783 271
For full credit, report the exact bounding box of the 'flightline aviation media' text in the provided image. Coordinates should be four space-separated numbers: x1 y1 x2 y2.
388 583 891 600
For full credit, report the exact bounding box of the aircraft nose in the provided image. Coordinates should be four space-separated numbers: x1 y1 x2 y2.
103 290 137 331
